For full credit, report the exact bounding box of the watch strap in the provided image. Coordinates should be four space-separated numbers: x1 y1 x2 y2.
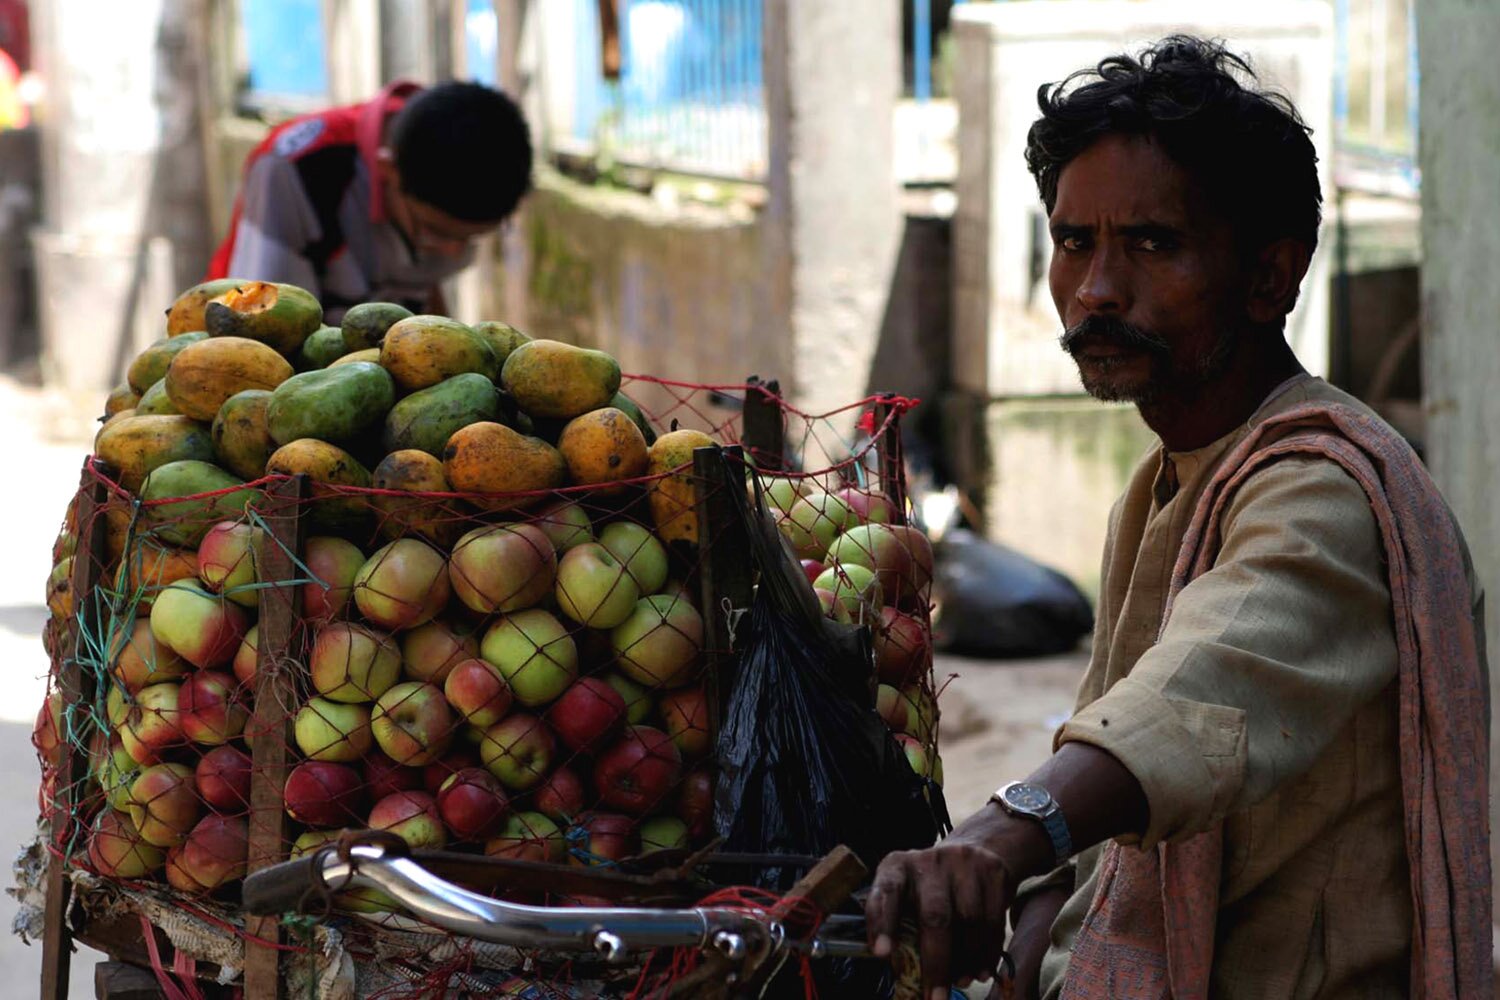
1039 808 1072 863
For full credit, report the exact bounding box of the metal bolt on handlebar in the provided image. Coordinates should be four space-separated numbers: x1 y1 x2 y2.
593 931 627 963
712 930 748 960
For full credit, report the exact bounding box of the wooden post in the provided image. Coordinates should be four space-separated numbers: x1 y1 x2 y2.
243 475 309 1000
693 446 753 737
740 377 786 472
40 461 109 1000
872 396 908 525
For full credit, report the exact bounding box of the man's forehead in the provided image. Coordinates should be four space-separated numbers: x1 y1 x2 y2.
1050 134 1202 225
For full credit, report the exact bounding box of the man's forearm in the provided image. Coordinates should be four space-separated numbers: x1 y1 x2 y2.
972 741 1149 884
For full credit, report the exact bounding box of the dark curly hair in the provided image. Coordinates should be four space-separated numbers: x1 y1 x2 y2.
1025 35 1321 255
390 81 534 224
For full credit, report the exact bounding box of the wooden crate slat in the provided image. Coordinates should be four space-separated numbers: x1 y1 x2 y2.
243 474 309 1000
41 461 110 1000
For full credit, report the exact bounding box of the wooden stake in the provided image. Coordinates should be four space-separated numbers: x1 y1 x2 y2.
243 474 309 1000
740 377 786 472
872 396 908 526
40 461 109 1000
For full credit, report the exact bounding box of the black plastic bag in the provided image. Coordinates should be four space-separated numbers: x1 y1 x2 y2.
930 528 1094 657
712 453 946 890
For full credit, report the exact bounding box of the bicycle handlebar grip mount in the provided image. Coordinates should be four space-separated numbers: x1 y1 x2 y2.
242 853 330 915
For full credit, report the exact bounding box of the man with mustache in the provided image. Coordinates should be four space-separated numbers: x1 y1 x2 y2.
867 36 1490 999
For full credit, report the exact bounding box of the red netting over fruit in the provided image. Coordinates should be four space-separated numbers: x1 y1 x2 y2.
31 376 937 997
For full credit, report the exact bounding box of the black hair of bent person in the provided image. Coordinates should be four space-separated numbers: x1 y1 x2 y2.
389 81 535 224
1025 35 1322 257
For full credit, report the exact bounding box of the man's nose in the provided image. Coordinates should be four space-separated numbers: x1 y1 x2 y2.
1075 246 1130 314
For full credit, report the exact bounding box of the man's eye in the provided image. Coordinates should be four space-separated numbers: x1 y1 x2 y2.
1136 237 1173 252
1058 236 1086 252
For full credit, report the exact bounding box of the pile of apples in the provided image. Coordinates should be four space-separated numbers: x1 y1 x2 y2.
36 495 717 901
765 476 943 783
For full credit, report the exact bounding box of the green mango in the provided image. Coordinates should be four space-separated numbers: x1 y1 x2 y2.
204 281 323 355
610 390 656 446
298 325 348 370
212 389 277 480
265 361 396 446
127 332 208 394
382 373 501 457
341 302 414 353
470 321 531 375
139 460 257 547
135 379 180 416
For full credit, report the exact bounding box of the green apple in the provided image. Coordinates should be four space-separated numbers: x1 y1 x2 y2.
555 543 641 629
781 492 852 560
485 810 564 862
604 672 655 724
598 522 669 595
310 622 401 703
480 609 578 707
639 815 689 853
533 500 594 554
371 681 454 766
813 563 883 622
294 697 373 762
611 595 704 689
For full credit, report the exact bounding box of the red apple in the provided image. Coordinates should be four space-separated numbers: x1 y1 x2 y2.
110 617 189 692
437 767 510 841
533 766 586 822
676 767 714 837
369 790 447 849
873 607 931 686
196 522 260 608
814 587 854 624
834 487 897 526
422 746 482 795
126 762 201 848
371 681 454 766
353 539 451 630
594 726 682 815
888 525 935 608
443 658 514 728
546 677 627 753
401 618 479 685
657 687 711 759
87 809 164 878
32 692 62 765
449 523 557 614
284 760 366 828
362 753 424 802
479 713 555 791
120 682 182 764
179 670 248 745
484 811 564 863
800 560 827 585
178 813 249 890
194 745 251 811
149 583 250 669
571 811 636 866
300 535 366 623
165 846 210 894
532 499 594 554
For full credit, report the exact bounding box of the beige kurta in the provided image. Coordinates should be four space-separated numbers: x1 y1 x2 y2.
1036 375 1476 999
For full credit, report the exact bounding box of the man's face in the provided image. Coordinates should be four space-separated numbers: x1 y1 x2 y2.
1048 134 1249 406
381 159 499 259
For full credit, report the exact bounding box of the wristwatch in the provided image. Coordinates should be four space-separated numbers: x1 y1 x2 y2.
990 781 1073 866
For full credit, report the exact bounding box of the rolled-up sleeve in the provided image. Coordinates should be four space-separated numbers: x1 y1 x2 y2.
1056 456 1397 849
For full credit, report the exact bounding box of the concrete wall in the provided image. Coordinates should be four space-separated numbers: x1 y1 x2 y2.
491 169 787 423
1417 0 1500 945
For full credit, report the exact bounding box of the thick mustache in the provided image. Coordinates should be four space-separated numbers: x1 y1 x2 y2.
1060 315 1170 355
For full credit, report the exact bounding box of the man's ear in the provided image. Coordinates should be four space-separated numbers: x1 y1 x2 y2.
1246 237 1312 324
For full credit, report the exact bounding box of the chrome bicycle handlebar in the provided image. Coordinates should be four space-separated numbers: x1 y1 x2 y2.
260 842 871 962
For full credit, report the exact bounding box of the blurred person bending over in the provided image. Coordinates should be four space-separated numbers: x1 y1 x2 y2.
866 36 1490 1000
207 80 532 322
